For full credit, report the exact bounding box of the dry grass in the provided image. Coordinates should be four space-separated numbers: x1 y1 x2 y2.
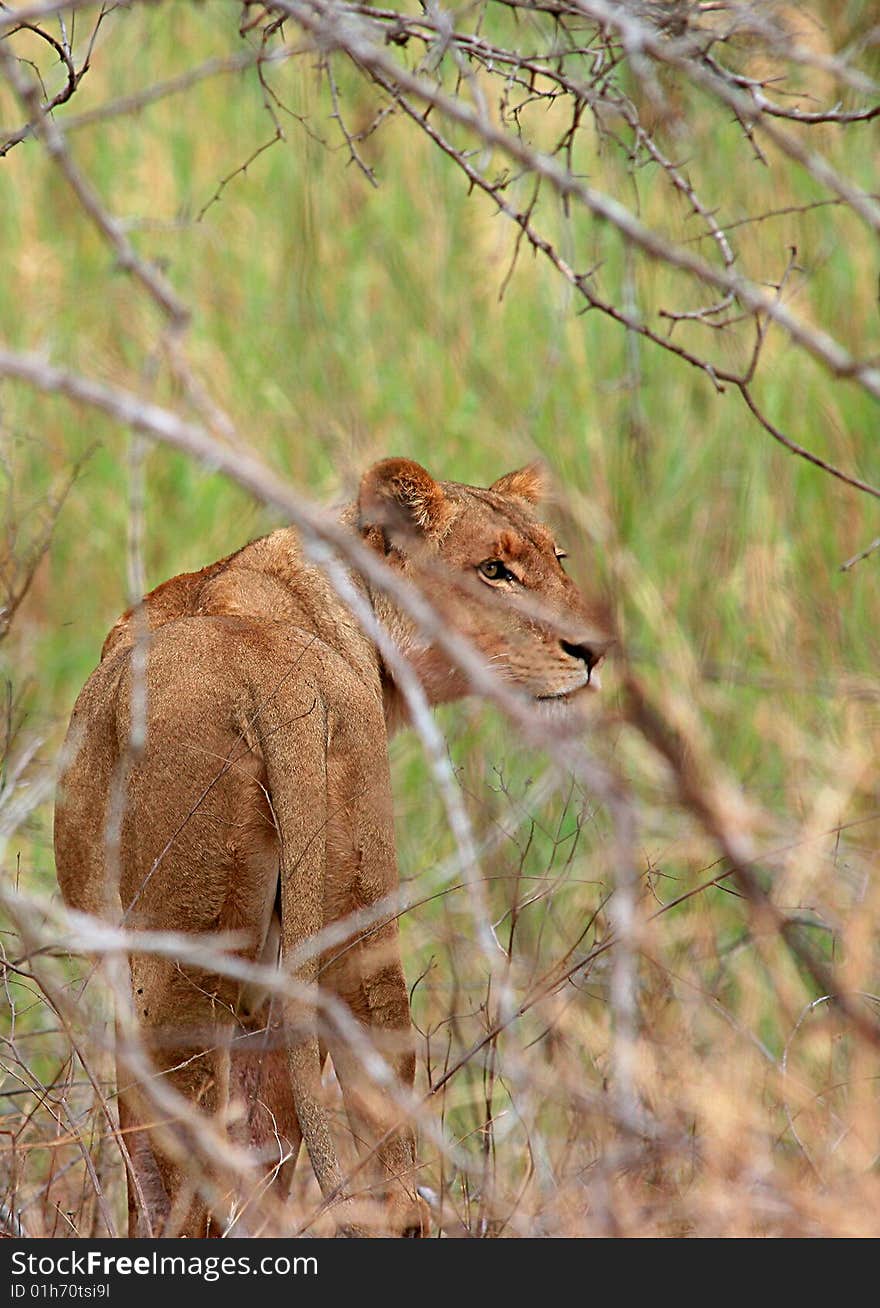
0 0 878 1237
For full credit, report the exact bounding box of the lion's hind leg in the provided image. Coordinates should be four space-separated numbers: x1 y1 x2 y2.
253 667 365 1235
320 687 428 1237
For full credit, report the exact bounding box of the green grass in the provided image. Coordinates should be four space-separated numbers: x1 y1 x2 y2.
1 0 878 1236
1 0 876 941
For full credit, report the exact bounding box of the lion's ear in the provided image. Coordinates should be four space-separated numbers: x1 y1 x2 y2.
489 462 547 505
358 458 454 542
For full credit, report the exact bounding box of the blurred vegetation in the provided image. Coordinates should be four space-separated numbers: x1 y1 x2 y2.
0 0 878 1235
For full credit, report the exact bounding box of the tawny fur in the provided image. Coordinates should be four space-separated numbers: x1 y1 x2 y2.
54 459 611 1238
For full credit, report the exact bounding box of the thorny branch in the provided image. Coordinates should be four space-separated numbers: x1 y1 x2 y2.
1 0 879 1237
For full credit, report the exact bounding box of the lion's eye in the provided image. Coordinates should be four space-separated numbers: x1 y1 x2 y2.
478 559 512 582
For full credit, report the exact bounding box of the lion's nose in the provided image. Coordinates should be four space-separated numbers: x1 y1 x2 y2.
560 639 602 672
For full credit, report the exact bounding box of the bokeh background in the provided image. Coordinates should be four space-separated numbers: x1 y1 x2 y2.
1 0 878 1236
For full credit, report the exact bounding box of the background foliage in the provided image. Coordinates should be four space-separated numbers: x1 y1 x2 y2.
0 0 878 1236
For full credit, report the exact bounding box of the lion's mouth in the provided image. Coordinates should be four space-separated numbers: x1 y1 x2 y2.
535 671 601 703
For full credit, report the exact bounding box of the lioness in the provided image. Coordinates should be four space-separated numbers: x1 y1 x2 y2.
54 458 610 1238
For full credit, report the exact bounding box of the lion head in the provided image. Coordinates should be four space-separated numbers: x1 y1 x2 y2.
358 457 612 709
